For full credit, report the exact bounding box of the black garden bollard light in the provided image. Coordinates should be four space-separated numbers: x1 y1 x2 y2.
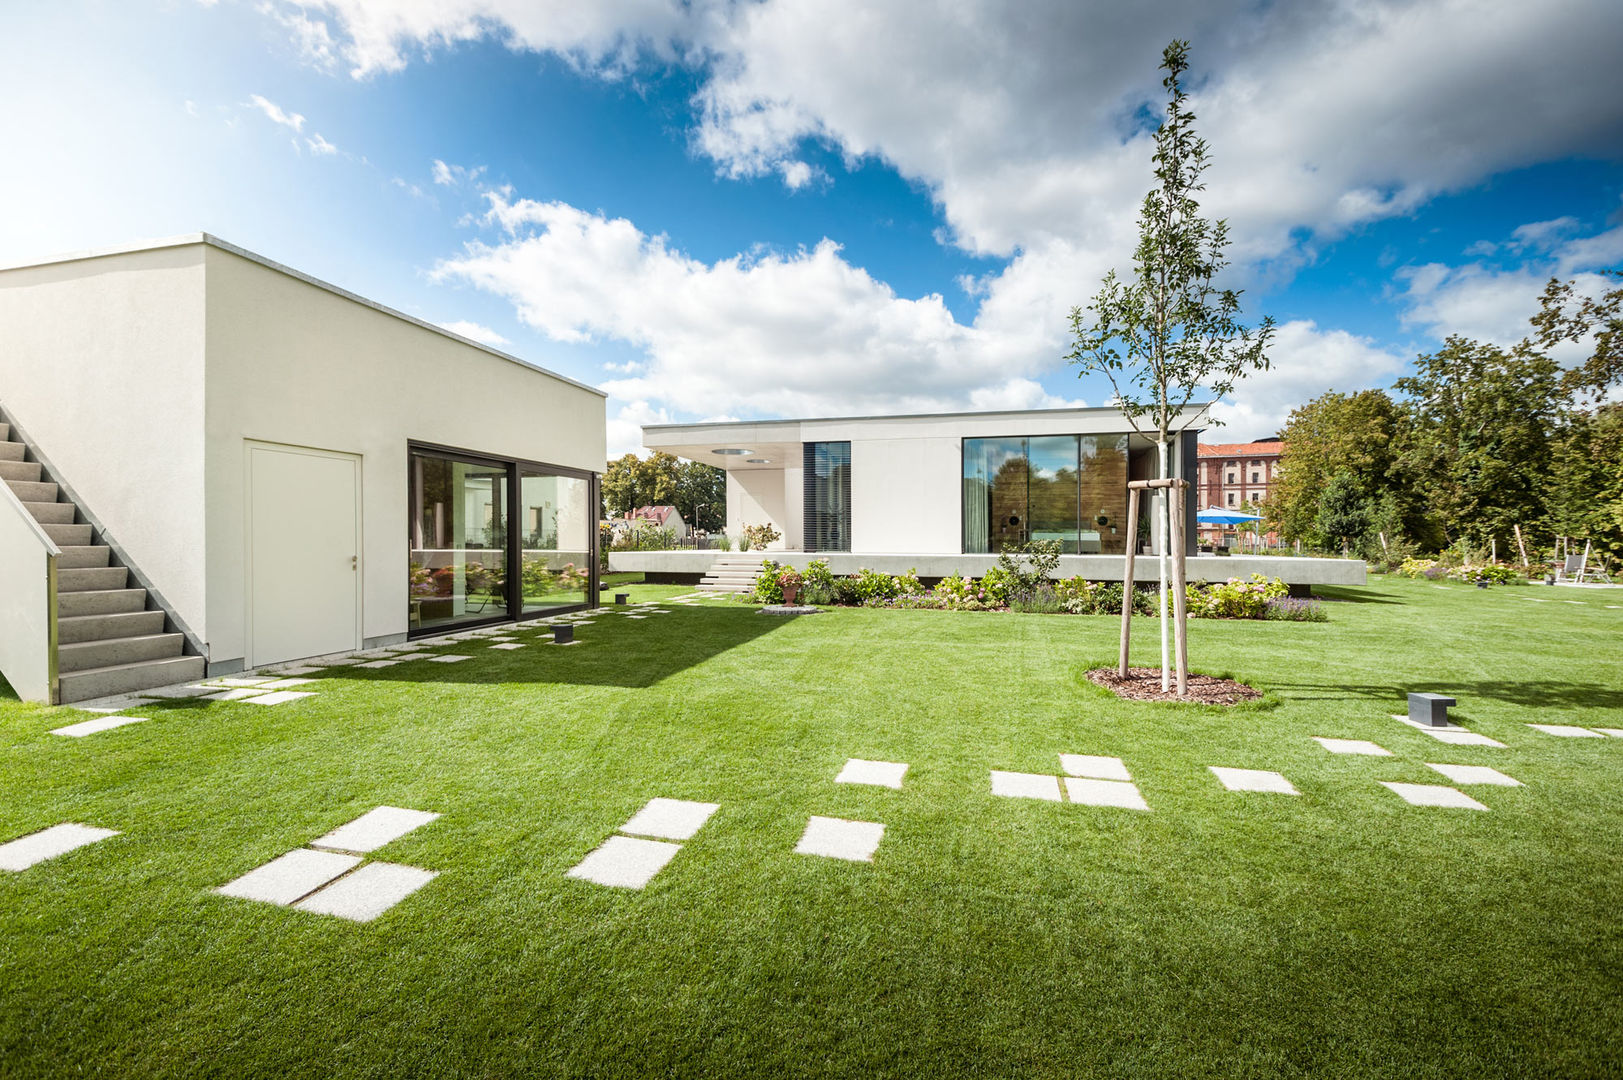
553 623 575 645
615 593 629 605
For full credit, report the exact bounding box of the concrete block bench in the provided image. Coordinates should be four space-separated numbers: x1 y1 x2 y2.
1408 692 1457 727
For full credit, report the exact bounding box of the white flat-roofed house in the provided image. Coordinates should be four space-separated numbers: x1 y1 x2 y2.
0 234 606 704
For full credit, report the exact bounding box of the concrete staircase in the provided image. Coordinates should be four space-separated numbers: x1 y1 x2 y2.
0 420 204 703
697 552 770 594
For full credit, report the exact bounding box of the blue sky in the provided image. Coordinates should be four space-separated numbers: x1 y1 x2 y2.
2 0 1620 455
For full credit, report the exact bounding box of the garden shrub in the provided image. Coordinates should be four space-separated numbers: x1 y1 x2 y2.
1264 596 1328 622
1184 575 1289 619
741 522 781 550
752 559 784 603
1448 562 1524 585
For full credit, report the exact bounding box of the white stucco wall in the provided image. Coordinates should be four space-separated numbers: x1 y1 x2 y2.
848 436 961 553
0 245 209 637
726 468 793 549
202 243 606 665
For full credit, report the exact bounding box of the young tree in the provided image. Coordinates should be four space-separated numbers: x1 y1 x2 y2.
1067 40 1274 693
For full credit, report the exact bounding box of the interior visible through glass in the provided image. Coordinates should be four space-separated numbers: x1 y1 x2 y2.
963 435 1130 554
410 455 511 630
519 471 591 612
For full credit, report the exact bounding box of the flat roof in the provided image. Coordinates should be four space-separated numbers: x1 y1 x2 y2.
643 403 1213 431
0 232 607 399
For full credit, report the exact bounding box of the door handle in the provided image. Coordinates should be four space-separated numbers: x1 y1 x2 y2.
351 555 358 570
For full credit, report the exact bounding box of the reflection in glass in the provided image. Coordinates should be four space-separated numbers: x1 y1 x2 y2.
1027 436 1080 553
1079 435 1129 554
803 441 852 552
520 471 591 612
410 455 510 630
963 437 1029 552
963 435 1129 554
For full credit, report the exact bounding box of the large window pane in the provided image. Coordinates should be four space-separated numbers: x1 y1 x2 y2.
1027 435 1080 553
963 437 1029 553
519 471 591 612
1080 435 1130 554
802 441 852 552
410 454 510 630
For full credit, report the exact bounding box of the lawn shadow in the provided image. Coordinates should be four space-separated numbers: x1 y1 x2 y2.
1314 585 1402 605
1266 675 1623 712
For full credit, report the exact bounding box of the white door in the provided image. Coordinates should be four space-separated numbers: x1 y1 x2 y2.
247 442 361 667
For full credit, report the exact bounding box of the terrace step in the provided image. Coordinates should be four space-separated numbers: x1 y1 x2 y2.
59 588 149 618
59 609 167 644
41 522 94 546
57 545 112 569
58 632 185 673
58 566 129 593
57 655 206 705
0 458 42 482
6 478 57 502
24 500 76 525
0 440 28 462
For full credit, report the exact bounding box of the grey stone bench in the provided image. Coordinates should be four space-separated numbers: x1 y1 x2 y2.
1408 692 1457 727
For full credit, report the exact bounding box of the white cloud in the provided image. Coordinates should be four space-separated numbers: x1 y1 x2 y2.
608 399 675 458
1206 320 1408 440
432 158 485 186
246 93 304 132
305 132 339 155
433 193 1060 418
777 159 815 190
437 319 509 346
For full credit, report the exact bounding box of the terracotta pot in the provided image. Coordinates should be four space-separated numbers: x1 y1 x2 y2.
782 583 799 606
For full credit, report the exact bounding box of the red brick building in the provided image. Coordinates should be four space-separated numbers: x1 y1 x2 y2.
1196 439 1284 544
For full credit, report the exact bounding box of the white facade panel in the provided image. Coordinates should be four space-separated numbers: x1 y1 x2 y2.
849 437 961 554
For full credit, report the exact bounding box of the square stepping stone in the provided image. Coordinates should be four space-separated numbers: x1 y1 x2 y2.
244 691 314 706
618 798 720 841
795 816 885 862
51 715 148 738
835 759 909 789
217 848 361 905
1313 737 1392 756
1379 782 1489 810
1059 754 1131 781
269 665 321 676
1527 724 1603 738
389 652 434 661
1396 717 1506 746
212 677 277 688
990 771 1062 802
311 806 440 853
0 824 119 871
303 657 358 667
356 660 401 669
625 614 648 620
139 684 219 699
256 678 316 690
489 643 526 650
204 688 269 702
428 654 472 663
293 862 437 922
1425 763 1522 787
1594 728 1623 738
567 835 681 889
1209 767 1300 795
1063 777 1149 810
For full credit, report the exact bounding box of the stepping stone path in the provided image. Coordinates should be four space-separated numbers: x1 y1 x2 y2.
835 759 909 789
1060 755 1149 810
428 654 472 663
489 643 526 651
1379 782 1488 811
1392 716 1506 747
990 770 1062 802
0 823 119 871
795 816 885 862
1060 754 1132 781
357 660 401 669
1209 767 1300 795
217 806 440 921
245 691 315 706
1527 724 1605 738
1425 763 1522 787
51 715 147 738
567 798 720 889
1313 737 1392 756
1596 729 1623 738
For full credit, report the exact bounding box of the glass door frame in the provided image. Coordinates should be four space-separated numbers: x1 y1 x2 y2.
407 439 600 639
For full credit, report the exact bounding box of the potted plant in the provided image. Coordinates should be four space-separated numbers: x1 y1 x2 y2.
777 567 804 606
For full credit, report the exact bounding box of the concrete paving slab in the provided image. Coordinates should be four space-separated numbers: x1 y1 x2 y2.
243 691 315 706
217 848 361 905
1063 777 1150 810
428 654 472 663
795 816 885 862
389 652 435 661
1313 737 1392 756
1209 767 1300 795
1527 724 1604 737
356 660 401 669
294 862 438 922
0 824 119 871
1059 754 1131 781
1595 728 1623 738
1396 717 1506 746
618 798 720 841
835 759 909 789
51 715 148 738
1425 763 1522 786
136 684 219 699
203 688 270 702
489 643 527 650
566 835 681 889
256 678 317 690
1379 782 1489 810
268 665 322 676
211 677 277 688
990 771 1062 801
311 806 441 853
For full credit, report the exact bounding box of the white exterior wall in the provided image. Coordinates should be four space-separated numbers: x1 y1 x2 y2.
726 468 794 549
847 436 961 553
0 245 209 637
202 244 606 665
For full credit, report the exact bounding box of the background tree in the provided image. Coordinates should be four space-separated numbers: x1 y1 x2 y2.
601 451 680 519
1068 39 1274 692
1267 390 1405 544
674 460 726 533
1313 471 1373 554
1533 270 1621 401
1548 404 1623 562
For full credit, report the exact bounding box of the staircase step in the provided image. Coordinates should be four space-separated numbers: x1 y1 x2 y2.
59 610 167 644
24 501 75 525
0 440 24 461
0 422 9 440
42 522 94 546
0 458 41 482
59 632 184 673
57 545 112 569
6 478 58 502
59 588 149 617
59 566 129 593
57 655 206 705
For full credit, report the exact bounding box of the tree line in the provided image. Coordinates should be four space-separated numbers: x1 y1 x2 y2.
601 451 727 533
1267 273 1622 565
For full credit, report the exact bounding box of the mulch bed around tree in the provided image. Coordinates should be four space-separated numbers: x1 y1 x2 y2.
1086 666 1262 705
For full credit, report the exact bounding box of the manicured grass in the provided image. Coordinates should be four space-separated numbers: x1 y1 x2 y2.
2 579 1620 1077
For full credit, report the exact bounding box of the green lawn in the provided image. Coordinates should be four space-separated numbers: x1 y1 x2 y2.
2 579 1620 1078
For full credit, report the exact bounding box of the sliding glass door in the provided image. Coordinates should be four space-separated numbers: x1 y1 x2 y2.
409 445 596 633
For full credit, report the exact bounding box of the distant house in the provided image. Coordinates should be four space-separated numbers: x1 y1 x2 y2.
626 505 688 538
1196 439 1284 543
